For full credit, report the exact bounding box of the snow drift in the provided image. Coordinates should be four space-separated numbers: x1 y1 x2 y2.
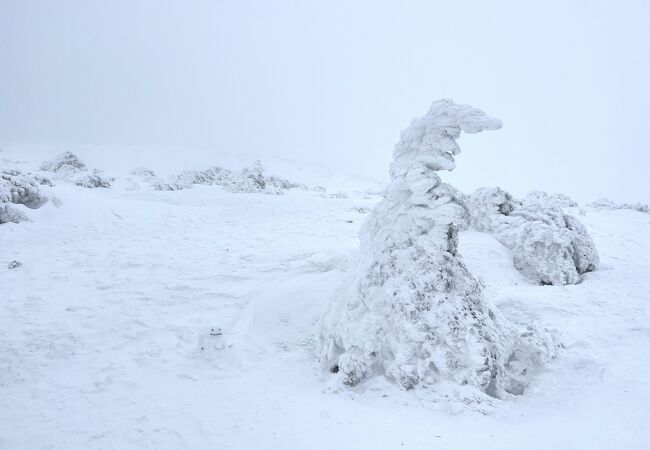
468 187 599 285
319 99 558 398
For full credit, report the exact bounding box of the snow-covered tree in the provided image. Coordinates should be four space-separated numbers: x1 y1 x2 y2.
468 187 599 285
319 99 556 397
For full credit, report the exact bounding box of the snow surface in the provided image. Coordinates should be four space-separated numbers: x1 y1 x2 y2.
1 147 650 449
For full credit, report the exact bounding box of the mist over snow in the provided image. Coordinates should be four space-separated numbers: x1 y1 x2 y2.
1 0 649 202
2 1 650 450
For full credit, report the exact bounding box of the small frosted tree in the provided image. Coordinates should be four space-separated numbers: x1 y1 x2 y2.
319 99 555 397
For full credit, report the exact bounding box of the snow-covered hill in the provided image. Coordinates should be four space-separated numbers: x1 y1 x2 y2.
2 148 649 449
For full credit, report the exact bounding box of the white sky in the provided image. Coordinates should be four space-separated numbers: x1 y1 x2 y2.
1 0 648 202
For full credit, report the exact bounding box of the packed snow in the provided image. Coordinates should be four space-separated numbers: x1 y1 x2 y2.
2 144 650 449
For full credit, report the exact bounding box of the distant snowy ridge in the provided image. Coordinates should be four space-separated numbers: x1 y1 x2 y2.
468 187 599 285
319 99 559 399
587 198 649 213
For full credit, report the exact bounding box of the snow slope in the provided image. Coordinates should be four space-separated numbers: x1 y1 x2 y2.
1 148 649 449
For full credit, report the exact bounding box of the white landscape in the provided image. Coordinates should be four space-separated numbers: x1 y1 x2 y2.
2 110 650 448
2 1 649 449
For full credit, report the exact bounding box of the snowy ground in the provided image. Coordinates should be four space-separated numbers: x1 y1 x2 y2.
2 148 649 449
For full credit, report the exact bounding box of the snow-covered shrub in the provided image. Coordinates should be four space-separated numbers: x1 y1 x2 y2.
468 187 599 285
153 161 300 194
40 151 86 174
319 99 557 398
0 170 49 223
130 167 157 180
7 260 22 269
177 166 232 187
0 204 28 224
1 171 49 208
523 191 578 209
75 170 112 188
587 198 649 213
265 175 303 191
234 161 266 192
153 180 185 191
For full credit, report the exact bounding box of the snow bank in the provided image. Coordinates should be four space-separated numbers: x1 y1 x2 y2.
468 187 599 285
587 198 649 213
319 99 558 398
0 170 49 223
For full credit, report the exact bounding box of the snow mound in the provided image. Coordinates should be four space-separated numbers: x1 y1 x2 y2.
319 99 558 398
40 151 86 174
468 187 599 285
0 170 49 223
587 198 649 213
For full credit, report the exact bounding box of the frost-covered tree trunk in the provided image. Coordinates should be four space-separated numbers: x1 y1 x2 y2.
319 100 553 397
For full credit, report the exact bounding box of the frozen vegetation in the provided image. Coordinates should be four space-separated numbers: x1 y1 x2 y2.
40 151 113 188
468 187 599 285
40 151 87 174
319 100 558 397
131 160 306 194
74 170 113 189
0 169 49 223
587 198 649 213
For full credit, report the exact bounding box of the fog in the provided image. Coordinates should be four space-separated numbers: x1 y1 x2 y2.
2 0 648 202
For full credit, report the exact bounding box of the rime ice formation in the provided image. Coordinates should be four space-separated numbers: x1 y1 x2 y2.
319 99 556 397
468 187 599 285
1 170 49 223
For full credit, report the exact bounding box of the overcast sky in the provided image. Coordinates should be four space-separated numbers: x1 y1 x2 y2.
1 0 648 202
